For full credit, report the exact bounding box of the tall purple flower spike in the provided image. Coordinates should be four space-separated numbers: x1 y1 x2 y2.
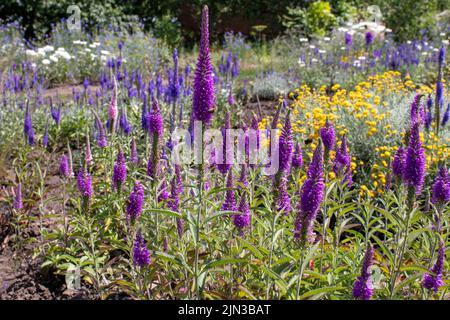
432 167 450 205
333 136 352 187
233 194 251 233
422 241 445 292
279 113 293 173
191 6 215 125
392 147 406 178
320 120 335 151
294 142 324 244
403 122 425 195
112 149 127 190
353 245 374 300
222 170 237 211
133 231 151 267
127 181 144 222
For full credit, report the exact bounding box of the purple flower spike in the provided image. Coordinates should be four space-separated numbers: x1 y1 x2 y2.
333 136 352 186
112 149 127 190
77 170 92 199
422 241 445 292
59 154 71 178
353 245 374 300
192 6 215 125
319 120 335 151
392 147 406 178
126 181 144 222
130 138 138 164
233 194 251 232
276 175 292 215
217 112 233 174
222 170 237 211
403 122 425 195
147 98 164 137
294 142 324 244
279 114 293 173
132 231 151 267
432 167 450 204
292 142 303 168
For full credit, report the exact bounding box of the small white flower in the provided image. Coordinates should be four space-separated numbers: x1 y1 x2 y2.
100 50 110 55
440 32 446 37
309 45 315 49
340 46 346 50
323 37 331 41
358 56 366 60
25 49 38 56
49 55 58 62
385 28 392 33
73 40 87 45
41 45 54 52
311 58 318 63
299 37 308 42
84 48 91 52
407 40 412 44
42 59 51 65
318 49 326 54
443 40 449 45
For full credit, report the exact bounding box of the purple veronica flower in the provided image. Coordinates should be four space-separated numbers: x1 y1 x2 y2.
77 170 92 199
432 167 450 204
333 136 352 186
403 122 425 195
422 241 445 292
59 154 71 178
353 245 374 300
42 123 49 147
95 117 108 148
344 32 352 46
239 164 249 188
441 103 450 126
112 149 127 190
228 91 235 106
119 109 132 135
222 170 237 211
279 114 293 173
108 82 118 126
158 179 170 202
126 181 144 222
13 182 23 210
438 46 446 67
276 175 292 215
192 6 215 125
147 98 164 137
233 194 251 232
133 231 151 267
217 112 233 174
130 138 138 164
320 120 335 151
51 104 61 125
365 31 374 47
294 143 324 244
410 94 422 124
392 147 406 178
292 142 303 168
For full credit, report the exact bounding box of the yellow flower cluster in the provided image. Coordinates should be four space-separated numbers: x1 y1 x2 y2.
260 71 450 197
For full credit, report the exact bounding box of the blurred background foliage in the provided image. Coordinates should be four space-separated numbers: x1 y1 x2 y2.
0 0 449 46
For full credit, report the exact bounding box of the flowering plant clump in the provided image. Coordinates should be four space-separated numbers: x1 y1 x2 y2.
0 5 449 301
